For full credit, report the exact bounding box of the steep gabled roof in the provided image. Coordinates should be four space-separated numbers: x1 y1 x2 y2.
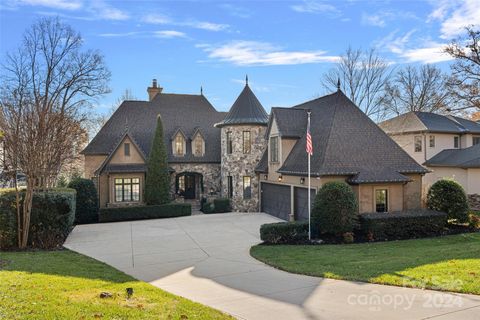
425 143 480 168
82 93 227 163
215 84 268 127
379 111 480 135
268 108 306 138
274 90 428 181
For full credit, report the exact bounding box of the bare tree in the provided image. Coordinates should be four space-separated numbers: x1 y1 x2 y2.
0 17 110 248
383 65 452 116
445 27 480 111
322 47 393 120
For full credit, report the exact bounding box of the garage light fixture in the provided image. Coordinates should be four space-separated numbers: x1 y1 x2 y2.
300 177 305 184
264 174 268 180
278 175 283 182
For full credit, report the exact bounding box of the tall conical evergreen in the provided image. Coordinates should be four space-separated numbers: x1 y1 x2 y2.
145 115 170 205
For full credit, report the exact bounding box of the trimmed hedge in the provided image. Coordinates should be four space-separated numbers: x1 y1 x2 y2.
201 198 231 214
427 179 469 223
311 181 358 236
99 203 191 222
68 178 99 224
359 209 447 241
0 188 76 249
260 221 309 244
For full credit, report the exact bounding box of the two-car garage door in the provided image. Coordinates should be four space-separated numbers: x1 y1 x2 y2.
261 182 315 221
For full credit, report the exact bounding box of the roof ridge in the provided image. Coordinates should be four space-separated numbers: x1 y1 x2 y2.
318 91 342 173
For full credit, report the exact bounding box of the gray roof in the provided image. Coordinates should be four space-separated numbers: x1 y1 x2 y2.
425 143 480 168
82 93 227 163
103 163 147 173
255 150 268 173
268 108 306 138
215 84 268 127
270 90 428 182
379 111 480 135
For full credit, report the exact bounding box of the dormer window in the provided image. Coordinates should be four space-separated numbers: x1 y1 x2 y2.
193 133 205 157
174 133 185 156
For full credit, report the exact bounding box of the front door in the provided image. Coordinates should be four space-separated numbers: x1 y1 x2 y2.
184 175 196 199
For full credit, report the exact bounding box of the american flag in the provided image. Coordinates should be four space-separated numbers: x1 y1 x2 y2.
306 112 313 155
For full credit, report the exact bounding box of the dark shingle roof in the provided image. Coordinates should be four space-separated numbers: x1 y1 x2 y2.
379 111 480 134
103 164 147 173
255 150 268 173
425 143 480 168
215 84 268 127
269 108 306 138
82 94 227 163
274 90 428 182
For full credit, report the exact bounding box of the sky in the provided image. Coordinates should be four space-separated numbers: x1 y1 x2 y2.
0 0 479 114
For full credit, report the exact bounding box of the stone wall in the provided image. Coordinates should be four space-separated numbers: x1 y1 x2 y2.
468 194 480 211
169 163 221 199
220 125 267 212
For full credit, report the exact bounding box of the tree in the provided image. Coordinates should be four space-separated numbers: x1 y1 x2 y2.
145 115 170 205
445 27 480 111
383 65 452 116
322 47 393 121
0 17 110 248
68 178 99 224
427 179 469 223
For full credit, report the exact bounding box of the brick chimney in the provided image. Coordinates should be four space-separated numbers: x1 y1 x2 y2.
147 79 162 101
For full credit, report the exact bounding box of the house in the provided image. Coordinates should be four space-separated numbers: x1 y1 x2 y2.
255 88 428 220
83 79 427 218
379 112 480 201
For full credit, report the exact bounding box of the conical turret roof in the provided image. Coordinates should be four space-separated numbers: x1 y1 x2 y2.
216 83 268 127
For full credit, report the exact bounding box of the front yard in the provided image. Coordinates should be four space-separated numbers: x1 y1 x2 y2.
251 233 480 295
0 250 231 320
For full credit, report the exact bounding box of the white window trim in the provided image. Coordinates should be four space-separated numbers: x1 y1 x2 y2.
173 133 186 157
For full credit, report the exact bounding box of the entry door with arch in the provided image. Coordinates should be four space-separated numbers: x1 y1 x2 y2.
184 174 196 199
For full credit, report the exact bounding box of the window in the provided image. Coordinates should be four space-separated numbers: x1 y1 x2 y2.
270 136 279 162
243 176 251 199
473 136 480 146
429 135 435 148
227 176 233 198
454 136 460 148
243 131 251 154
193 134 204 157
414 136 422 152
114 178 140 202
226 132 233 154
124 143 130 156
174 134 185 156
375 189 388 213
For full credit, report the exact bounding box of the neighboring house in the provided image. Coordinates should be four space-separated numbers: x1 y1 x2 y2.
83 79 427 218
255 89 428 220
379 111 480 197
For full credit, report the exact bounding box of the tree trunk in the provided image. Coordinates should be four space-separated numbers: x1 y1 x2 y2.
19 177 34 249
14 170 22 248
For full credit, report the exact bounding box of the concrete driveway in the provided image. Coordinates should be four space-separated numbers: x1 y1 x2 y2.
64 212 480 320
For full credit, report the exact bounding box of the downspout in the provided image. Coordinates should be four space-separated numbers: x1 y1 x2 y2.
423 133 427 163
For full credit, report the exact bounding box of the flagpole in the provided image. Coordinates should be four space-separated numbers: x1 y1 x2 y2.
307 111 311 241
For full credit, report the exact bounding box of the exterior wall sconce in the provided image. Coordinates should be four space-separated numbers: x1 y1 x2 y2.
300 177 305 184
264 174 268 180
278 175 283 182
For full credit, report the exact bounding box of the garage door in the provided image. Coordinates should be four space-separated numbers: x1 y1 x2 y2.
261 183 291 221
294 187 316 221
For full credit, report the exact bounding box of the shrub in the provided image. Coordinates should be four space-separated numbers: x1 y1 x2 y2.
311 181 358 236
213 198 231 213
468 213 480 230
359 209 447 241
260 221 309 244
0 188 76 249
145 115 171 205
427 180 469 223
68 178 99 224
342 232 354 244
99 203 191 222
201 201 215 214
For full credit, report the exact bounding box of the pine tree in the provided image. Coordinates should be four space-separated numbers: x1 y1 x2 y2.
145 115 171 205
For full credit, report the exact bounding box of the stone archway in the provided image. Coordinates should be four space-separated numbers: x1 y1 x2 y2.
175 172 203 199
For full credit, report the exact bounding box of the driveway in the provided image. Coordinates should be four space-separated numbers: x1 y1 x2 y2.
64 212 480 320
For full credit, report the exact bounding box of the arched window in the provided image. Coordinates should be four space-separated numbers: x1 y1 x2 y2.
174 133 185 156
193 133 205 157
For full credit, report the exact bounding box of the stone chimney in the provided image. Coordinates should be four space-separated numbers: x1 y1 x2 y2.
147 79 163 101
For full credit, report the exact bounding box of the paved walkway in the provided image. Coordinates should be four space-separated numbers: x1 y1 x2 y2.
64 213 480 320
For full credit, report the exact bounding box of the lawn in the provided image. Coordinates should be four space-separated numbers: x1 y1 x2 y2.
251 233 480 295
0 250 231 320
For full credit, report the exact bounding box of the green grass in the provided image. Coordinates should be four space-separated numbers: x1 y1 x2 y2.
0 250 231 320
251 233 480 295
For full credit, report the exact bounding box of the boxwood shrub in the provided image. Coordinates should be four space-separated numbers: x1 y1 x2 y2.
427 179 469 223
99 203 191 222
260 221 309 244
68 178 99 224
201 198 231 214
0 188 76 249
359 209 447 241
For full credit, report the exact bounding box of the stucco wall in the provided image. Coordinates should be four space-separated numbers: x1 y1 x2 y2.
403 174 423 210
423 167 468 194
109 137 145 165
221 125 266 212
467 168 480 194
84 155 107 179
